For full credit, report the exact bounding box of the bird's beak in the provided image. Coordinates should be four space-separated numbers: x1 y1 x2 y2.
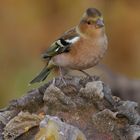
96 18 104 28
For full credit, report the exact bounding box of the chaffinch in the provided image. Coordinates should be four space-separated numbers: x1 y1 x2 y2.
30 8 108 84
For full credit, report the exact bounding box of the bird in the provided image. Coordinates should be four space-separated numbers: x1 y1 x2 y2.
30 8 108 84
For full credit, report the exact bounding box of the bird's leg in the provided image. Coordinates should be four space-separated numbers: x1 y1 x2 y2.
79 70 91 77
52 77 56 85
59 67 67 85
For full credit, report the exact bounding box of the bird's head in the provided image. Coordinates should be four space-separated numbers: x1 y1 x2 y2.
77 8 105 38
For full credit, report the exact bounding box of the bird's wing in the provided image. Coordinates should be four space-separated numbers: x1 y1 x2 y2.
42 27 80 59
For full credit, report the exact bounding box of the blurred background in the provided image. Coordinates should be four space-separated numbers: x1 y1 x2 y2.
0 0 140 108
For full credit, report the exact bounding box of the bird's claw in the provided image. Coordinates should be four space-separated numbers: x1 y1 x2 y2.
59 76 67 86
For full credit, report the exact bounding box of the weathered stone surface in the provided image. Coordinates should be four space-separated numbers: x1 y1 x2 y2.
0 76 140 140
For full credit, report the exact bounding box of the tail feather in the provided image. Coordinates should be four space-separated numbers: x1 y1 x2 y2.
30 65 54 84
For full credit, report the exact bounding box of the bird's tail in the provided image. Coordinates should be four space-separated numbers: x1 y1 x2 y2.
30 62 55 84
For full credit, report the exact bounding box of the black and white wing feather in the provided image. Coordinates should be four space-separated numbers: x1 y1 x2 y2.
42 27 80 59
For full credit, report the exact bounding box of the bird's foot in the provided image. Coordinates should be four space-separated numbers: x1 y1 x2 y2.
59 76 67 86
51 77 67 86
79 70 94 81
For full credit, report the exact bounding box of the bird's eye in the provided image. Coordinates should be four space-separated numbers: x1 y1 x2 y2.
87 20 94 25
87 21 92 25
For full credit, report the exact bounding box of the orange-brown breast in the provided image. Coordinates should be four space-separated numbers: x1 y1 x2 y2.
52 35 107 70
